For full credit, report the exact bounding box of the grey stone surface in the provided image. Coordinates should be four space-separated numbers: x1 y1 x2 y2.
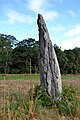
37 14 62 100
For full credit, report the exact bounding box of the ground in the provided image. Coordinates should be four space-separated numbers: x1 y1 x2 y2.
0 74 80 120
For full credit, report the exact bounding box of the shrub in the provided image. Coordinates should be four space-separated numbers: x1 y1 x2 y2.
34 85 79 116
34 85 54 107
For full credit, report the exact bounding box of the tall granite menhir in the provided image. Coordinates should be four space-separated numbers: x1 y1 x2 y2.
37 14 62 100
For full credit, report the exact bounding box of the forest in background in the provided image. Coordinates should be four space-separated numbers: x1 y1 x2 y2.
0 33 80 74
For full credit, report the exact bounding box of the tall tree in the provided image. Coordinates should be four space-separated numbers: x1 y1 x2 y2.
11 38 39 73
0 33 17 73
11 46 28 73
64 48 80 74
54 44 68 74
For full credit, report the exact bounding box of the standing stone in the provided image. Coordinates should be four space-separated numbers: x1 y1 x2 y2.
37 14 62 100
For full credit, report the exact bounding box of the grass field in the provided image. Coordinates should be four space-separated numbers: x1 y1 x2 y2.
0 74 80 80
0 74 40 80
0 74 80 120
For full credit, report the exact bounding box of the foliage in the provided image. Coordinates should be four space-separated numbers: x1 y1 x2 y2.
0 33 80 74
64 48 80 74
11 38 39 74
56 85 79 116
0 34 17 73
54 44 68 74
11 46 29 73
34 85 80 116
34 85 54 107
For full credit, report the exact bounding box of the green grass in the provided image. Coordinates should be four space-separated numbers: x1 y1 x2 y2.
61 74 80 80
0 74 80 81
0 74 40 80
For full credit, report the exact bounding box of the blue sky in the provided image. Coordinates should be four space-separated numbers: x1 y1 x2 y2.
0 0 80 50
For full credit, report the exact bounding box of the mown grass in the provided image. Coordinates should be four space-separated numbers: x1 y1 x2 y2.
62 74 80 80
0 74 80 81
0 74 80 120
0 74 40 80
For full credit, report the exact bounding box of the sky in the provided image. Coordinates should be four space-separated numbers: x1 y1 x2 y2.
0 0 80 50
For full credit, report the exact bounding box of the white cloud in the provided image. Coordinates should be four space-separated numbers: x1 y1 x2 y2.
53 24 65 32
67 10 76 17
65 25 80 37
43 11 60 20
5 9 35 25
27 0 60 21
27 0 45 13
58 36 80 50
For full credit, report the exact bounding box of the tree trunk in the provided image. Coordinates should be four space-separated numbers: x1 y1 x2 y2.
30 58 31 74
37 14 62 100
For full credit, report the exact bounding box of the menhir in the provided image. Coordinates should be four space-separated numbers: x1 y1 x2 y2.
37 14 62 100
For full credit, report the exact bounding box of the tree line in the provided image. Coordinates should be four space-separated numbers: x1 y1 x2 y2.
0 33 80 74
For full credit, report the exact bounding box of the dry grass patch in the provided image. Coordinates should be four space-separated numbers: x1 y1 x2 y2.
0 74 80 120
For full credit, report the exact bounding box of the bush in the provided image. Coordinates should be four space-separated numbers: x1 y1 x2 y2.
34 85 79 116
55 85 79 116
34 85 54 107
